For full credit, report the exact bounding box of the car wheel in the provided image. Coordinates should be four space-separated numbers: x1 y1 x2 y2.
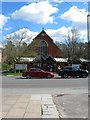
26 75 31 79
82 73 87 78
63 73 68 78
47 74 52 78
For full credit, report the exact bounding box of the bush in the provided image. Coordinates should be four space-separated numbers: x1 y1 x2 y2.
2 64 12 71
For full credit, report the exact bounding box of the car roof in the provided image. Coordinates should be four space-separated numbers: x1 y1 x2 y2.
64 66 72 69
30 68 42 70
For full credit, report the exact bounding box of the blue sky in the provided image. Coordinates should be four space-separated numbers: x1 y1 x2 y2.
0 1 89 46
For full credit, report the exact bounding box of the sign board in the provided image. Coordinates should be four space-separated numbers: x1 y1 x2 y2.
15 64 27 70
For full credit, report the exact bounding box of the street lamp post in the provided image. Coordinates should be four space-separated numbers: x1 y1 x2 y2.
88 2 90 120
87 1 90 60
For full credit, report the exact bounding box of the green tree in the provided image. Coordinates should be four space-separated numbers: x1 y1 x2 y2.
4 41 16 65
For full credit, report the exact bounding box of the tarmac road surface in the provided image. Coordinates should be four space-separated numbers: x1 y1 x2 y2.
1 76 88 94
53 93 88 118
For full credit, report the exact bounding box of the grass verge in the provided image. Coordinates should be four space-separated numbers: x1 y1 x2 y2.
3 72 22 76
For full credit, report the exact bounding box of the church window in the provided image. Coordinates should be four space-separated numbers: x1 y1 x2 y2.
39 41 48 57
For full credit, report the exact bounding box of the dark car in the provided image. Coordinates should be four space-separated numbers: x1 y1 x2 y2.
57 66 89 78
9 68 15 73
2 68 15 74
22 68 54 79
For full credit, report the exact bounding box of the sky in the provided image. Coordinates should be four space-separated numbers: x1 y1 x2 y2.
0 1 89 47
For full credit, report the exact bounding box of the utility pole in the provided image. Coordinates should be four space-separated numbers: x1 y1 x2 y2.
87 1 90 60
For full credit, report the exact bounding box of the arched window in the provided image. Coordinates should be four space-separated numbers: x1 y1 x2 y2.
39 41 48 57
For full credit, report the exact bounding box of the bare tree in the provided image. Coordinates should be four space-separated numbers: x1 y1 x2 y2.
63 27 81 63
6 28 33 62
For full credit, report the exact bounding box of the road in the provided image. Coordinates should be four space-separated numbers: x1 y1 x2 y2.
2 76 88 88
1 76 88 94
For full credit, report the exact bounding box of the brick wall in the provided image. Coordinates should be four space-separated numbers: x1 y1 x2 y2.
33 30 62 57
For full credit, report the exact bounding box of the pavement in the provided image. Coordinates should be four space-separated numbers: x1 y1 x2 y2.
1 93 88 119
1 94 60 119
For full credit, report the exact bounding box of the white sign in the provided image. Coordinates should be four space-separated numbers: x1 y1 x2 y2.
15 64 27 70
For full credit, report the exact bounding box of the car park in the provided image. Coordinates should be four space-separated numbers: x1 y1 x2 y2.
22 68 54 79
57 66 89 78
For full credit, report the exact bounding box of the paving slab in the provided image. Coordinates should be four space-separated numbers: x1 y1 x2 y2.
2 96 8 102
30 95 41 101
41 95 59 119
43 108 58 112
2 105 12 112
5 108 26 118
13 102 28 109
2 112 8 118
3 99 17 105
26 105 41 113
0 112 2 119
42 114 60 118
24 112 41 118
28 100 41 105
17 98 30 103
2 94 60 119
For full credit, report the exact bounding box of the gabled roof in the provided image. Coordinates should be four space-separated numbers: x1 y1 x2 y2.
33 30 53 41
33 55 57 63
45 55 57 63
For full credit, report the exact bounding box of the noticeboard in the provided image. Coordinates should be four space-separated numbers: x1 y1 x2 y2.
15 64 27 70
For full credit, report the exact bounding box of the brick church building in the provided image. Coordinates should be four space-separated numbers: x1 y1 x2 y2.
15 29 68 72
33 29 62 58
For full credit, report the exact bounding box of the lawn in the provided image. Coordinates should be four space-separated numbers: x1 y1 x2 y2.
3 72 22 76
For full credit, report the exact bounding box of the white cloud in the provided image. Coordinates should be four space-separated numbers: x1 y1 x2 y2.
4 27 12 31
60 6 87 31
5 28 38 44
0 14 9 30
52 0 63 3
60 6 87 23
46 26 87 43
0 43 4 48
46 26 71 43
4 27 68 44
4 26 87 46
11 1 58 24
5 27 70 44
59 6 88 42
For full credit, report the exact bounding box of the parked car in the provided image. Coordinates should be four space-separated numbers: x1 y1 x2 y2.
9 68 15 73
22 68 54 79
57 66 89 78
2 68 15 74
